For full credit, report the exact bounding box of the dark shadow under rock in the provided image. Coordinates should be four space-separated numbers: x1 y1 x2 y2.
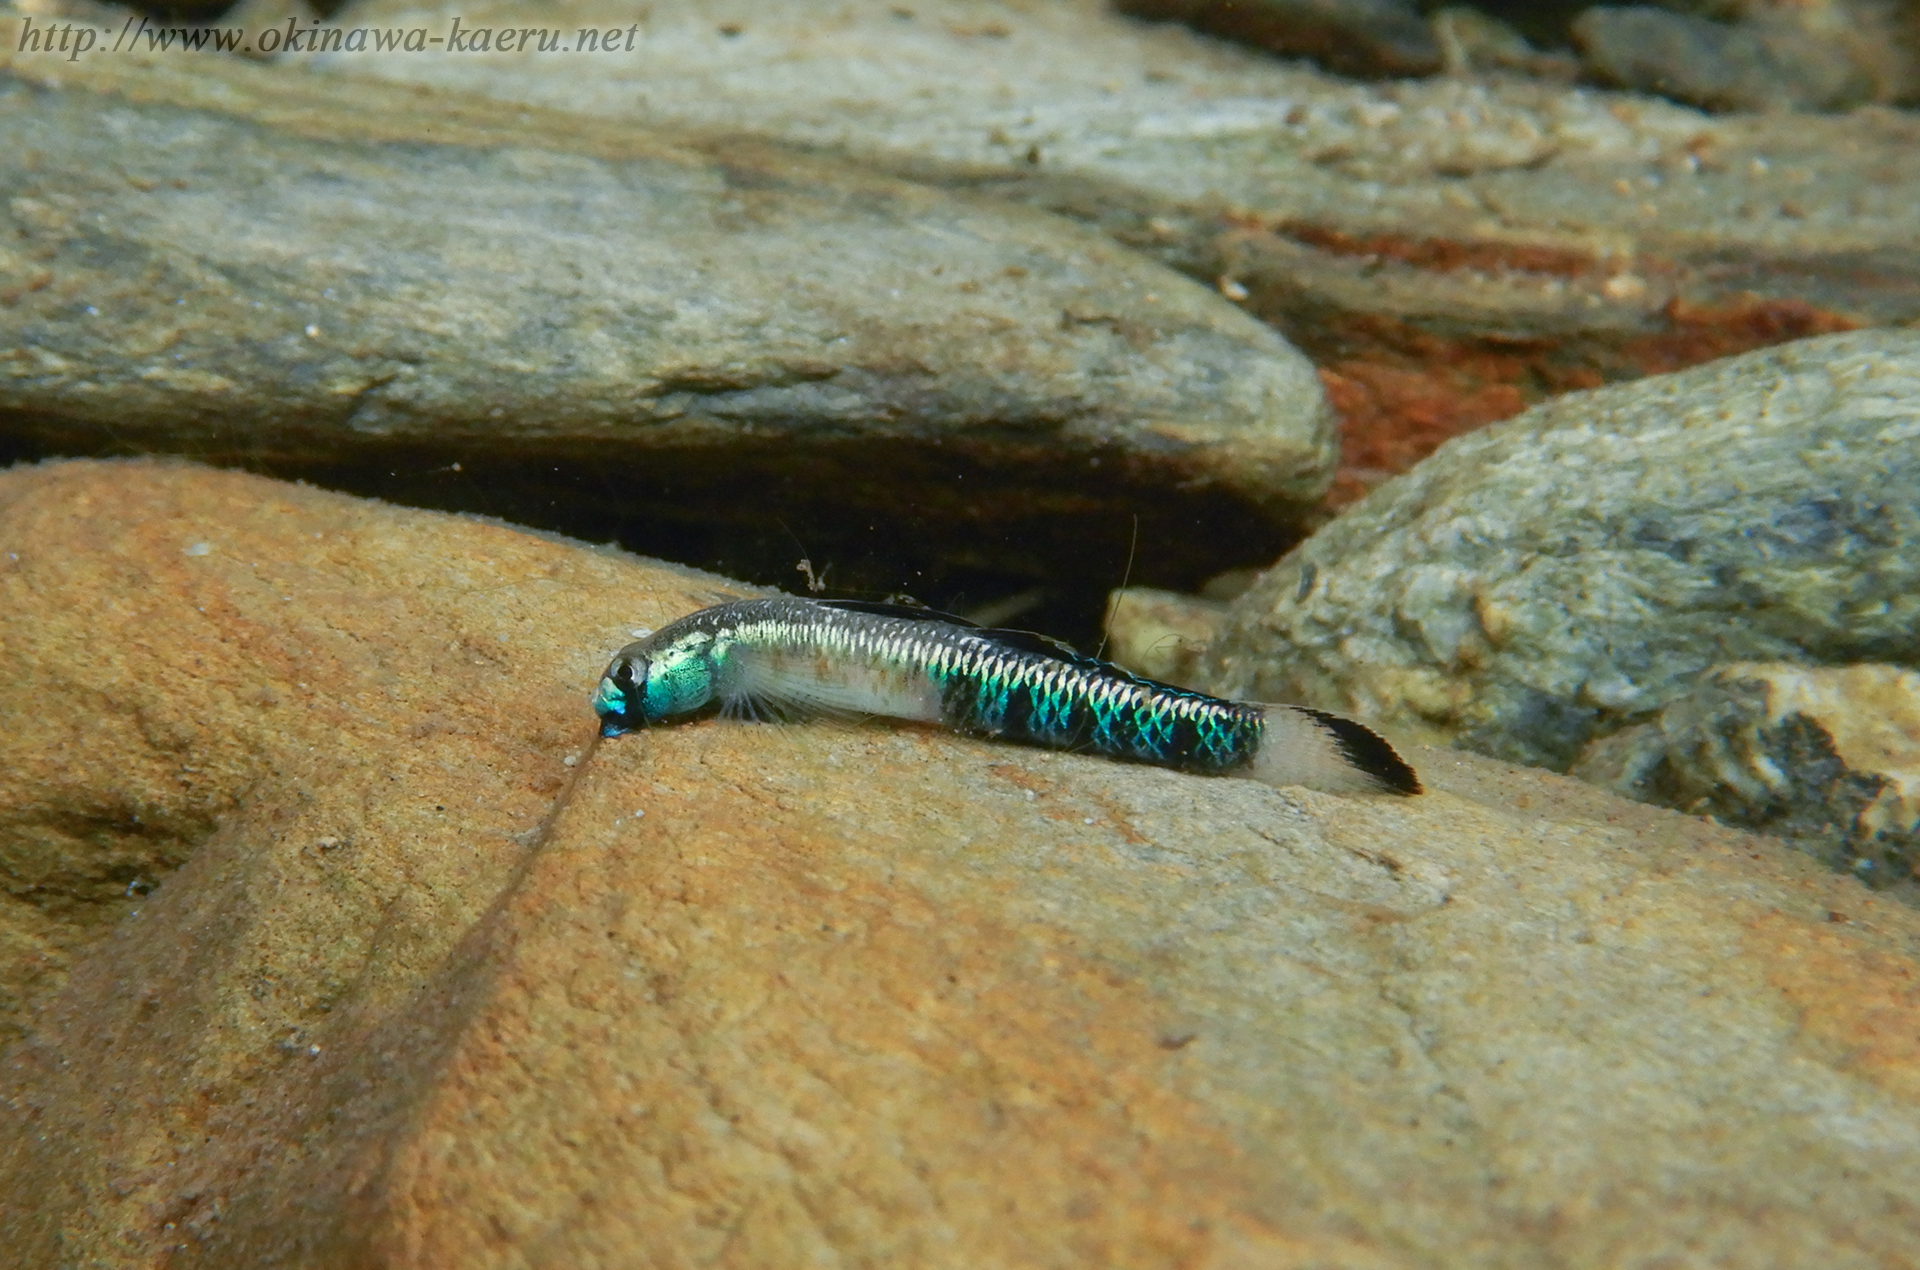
1113 0 1442 77
0 45 1329 642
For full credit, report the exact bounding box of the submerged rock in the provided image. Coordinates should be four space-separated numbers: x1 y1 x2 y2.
6 459 1920 1267
1430 6 1583 82
1114 0 1443 78
1100 585 1225 688
1573 3 1917 113
1573 663 1920 894
311 0 1920 455
0 42 1333 599
1202 330 1920 771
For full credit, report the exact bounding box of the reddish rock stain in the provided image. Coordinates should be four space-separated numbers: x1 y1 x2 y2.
1253 223 1865 508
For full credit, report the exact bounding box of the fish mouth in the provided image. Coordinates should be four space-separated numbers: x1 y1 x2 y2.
595 697 645 736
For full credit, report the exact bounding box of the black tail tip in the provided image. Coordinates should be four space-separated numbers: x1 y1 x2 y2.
1301 708 1422 795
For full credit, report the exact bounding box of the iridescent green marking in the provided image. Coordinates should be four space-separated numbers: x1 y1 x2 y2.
970 669 1014 733
927 632 1264 776
592 597 1420 795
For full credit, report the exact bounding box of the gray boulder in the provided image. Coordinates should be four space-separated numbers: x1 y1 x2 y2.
313 0 1920 394
1203 330 1920 771
0 46 1334 591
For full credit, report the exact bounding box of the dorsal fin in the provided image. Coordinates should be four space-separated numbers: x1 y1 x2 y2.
972 627 1220 700
817 598 1091 664
970 625 1095 666
814 599 1093 669
814 598 981 627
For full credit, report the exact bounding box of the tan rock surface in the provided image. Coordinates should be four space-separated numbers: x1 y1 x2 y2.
6 460 1920 1267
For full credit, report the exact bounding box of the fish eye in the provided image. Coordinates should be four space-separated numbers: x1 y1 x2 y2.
595 654 652 736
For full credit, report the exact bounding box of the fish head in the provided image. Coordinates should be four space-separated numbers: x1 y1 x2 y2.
593 631 717 735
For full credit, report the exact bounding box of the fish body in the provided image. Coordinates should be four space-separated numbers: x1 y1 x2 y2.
593 597 1419 796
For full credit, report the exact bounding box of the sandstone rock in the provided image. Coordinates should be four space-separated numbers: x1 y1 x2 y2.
8 459 1920 1267
1202 330 1920 771
0 40 1333 602
311 0 1920 465
1573 663 1920 894
0 456 724 1050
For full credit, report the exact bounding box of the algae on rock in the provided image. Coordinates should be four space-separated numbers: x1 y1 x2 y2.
1573 663 1920 895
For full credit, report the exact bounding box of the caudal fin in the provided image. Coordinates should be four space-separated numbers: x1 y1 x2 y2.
1250 706 1422 796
